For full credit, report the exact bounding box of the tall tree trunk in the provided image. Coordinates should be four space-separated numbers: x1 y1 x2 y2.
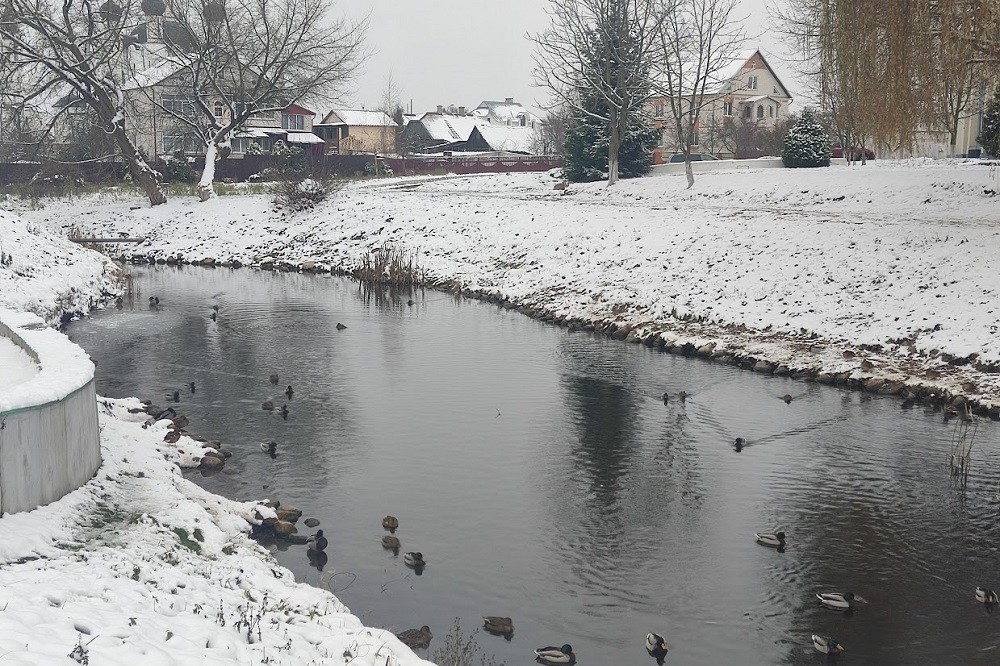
111 126 166 206
685 155 694 188
198 141 218 201
608 121 621 185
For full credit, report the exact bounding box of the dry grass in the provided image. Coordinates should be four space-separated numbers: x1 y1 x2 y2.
432 618 505 666
353 244 425 287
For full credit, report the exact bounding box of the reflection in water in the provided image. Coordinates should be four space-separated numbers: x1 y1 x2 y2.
68 266 1000 665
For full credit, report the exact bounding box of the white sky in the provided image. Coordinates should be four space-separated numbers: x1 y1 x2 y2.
337 0 799 116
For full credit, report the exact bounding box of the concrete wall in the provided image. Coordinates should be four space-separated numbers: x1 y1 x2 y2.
0 312 101 514
651 157 785 175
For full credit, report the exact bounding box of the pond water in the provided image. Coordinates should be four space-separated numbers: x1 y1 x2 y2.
68 266 1000 665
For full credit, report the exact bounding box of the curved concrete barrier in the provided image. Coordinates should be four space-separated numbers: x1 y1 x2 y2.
0 310 101 514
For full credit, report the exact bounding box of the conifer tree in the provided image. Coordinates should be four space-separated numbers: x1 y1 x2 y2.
977 88 1000 158
782 109 832 168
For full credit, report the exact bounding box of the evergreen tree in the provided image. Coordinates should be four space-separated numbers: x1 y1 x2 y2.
564 103 658 182
978 88 1000 158
782 109 832 168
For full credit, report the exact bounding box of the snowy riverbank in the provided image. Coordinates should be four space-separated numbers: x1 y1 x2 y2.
21 158 1000 410
0 207 433 664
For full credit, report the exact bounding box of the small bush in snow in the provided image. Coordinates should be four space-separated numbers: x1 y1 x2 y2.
272 177 340 212
782 109 831 168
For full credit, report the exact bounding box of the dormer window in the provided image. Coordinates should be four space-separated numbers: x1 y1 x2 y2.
748 75 758 90
213 102 224 118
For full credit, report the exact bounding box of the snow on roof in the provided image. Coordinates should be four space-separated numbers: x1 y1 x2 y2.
320 109 397 127
123 59 180 90
473 124 538 153
418 113 480 142
711 49 793 99
284 132 325 144
472 100 541 125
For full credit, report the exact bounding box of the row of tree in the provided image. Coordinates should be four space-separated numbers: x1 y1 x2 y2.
0 0 364 205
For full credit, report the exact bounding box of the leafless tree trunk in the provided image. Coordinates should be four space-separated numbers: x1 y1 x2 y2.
531 0 665 185
376 71 402 160
0 0 167 205
654 0 745 188
147 0 366 200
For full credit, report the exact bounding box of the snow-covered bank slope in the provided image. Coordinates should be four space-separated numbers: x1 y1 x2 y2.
22 160 1000 404
0 398 433 666
0 211 120 324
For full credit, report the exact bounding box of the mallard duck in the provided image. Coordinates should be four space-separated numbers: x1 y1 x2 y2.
382 515 399 531
976 587 999 605
260 441 278 455
403 551 425 568
382 535 400 550
269 373 279 385
262 401 274 411
534 644 576 665
817 591 867 610
755 531 786 548
285 385 294 398
811 635 844 655
336 322 347 330
482 616 514 636
646 633 668 663
396 625 432 649
307 530 328 553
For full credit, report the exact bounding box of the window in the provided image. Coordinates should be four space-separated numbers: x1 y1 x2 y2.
769 105 774 118
161 95 196 117
692 132 699 146
282 114 305 130
723 101 733 116
213 102 224 118
654 102 664 117
757 105 764 119
519 114 527 126
748 75 758 90
742 105 752 119
162 134 201 153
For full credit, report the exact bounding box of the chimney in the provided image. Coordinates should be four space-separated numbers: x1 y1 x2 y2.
436 105 443 114
505 97 514 104
458 106 466 115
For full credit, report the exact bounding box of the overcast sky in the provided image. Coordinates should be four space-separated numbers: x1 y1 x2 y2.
337 0 797 116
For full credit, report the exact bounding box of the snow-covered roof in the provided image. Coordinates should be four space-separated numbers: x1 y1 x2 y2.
741 95 782 104
711 49 793 99
320 109 397 127
284 132 325 144
418 113 480 142
473 125 538 154
472 100 541 126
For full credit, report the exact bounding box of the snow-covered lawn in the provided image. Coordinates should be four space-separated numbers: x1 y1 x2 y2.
21 158 1000 405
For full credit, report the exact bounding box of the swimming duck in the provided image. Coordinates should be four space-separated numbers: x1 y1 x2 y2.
269 373 279 385
661 392 669 403
285 385 294 398
382 535 400 550
646 633 668 664
816 591 867 610
168 390 180 402
482 616 514 636
260 441 277 455
811 635 844 656
677 391 688 402
279 404 289 419
187 382 196 393
210 311 217 321
755 531 786 548
534 644 576 665
976 587 999 606
336 322 347 330
783 393 793 404
734 437 745 452
403 551 426 568
262 401 275 411
396 625 432 649
382 515 399 531
307 530 328 553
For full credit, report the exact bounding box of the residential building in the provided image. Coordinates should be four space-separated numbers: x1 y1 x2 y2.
400 98 544 154
646 49 794 161
313 109 398 154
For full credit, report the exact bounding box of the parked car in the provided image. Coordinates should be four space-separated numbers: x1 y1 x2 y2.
668 152 719 163
832 146 875 161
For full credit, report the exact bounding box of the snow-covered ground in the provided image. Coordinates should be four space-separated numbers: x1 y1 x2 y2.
21 158 1000 406
0 336 37 389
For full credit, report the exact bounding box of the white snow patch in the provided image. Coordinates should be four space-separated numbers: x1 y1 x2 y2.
0 336 37 389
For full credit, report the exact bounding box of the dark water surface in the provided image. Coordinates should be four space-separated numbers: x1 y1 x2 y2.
69 266 1000 665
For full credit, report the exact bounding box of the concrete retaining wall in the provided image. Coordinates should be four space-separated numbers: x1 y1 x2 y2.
651 157 849 176
0 311 101 514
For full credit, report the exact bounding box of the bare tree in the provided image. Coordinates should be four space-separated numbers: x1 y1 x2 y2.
537 101 572 155
375 71 401 157
0 0 167 204
531 0 665 185
653 0 745 187
145 0 366 199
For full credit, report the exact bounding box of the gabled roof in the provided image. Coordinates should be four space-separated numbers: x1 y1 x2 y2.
416 113 480 142
471 125 538 153
319 109 396 127
712 49 792 99
284 103 315 117
471 99 541 125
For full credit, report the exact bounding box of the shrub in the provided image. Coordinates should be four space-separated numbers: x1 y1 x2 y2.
272 177 339 212
161 151 197 183
782 109 831 168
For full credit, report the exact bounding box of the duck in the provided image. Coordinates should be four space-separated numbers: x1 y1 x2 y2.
646 633 668 664
210 311 217 321
212 305 220 312
396 625 432 649
482 616 514 636
306 530 328 553
534 644 576 665
262 401 275 411
279 404 289 419
336 322 347 330
269 373 279 385
187 382 196 393
403 551 426 568
734 437 745 452
382 515 399 531
976 587 999 605
260 441 277 455
816 591 867 610
677 391 688 402
168 390 180 402
661 392 669 403
382 535 400 551
285 385 294 399
811 635 845 656
783 393 793 404
755 531 786 548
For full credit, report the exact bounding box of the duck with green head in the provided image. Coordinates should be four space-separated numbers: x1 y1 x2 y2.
534 644 575 665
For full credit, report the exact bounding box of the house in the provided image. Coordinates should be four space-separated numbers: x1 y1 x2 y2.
399 109 481 153
400 98 544 154
466 125 539 154
646 49 794 161
470 98 542 129
313 109 398 154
